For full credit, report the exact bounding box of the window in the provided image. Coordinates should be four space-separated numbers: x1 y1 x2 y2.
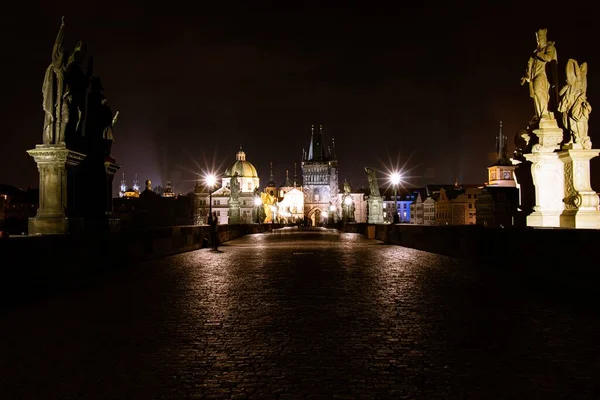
314 194 320 202
247 182 252 191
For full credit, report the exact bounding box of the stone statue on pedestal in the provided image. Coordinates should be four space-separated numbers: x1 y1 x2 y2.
520 28 558 124
228 172 241 224
364 167 383 224
558 59 592 149
365 167 381 198
230 172 240 202
341 180 355 222
30 17 121 234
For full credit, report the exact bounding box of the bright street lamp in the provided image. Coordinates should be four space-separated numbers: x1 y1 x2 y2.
206 174 216 224
390 172 401 224
254 197 262 223
270 205 277 224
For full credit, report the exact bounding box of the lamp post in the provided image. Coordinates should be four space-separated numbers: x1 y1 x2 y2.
390 172 401 224
254 197 262 224
344 195 353 222
271 205 277 224
329 203 336 225
206 174 216 224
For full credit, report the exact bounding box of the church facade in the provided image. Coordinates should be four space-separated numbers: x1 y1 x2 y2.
301 125 339 226
194 147 260 224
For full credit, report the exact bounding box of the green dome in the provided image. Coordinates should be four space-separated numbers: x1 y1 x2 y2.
224 149 258 178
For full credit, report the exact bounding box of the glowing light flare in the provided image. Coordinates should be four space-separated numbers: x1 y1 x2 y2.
344 196 353 205
390 172 401 185
205 174 217 188
254 197 262 206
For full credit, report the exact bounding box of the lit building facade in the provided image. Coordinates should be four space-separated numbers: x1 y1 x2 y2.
301 125 339 226
194 147 261 225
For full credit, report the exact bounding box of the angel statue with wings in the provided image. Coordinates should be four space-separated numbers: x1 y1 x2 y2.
558 59 592 149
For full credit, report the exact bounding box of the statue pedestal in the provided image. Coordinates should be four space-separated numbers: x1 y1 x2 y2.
558 149 600 229
367 197 384 224
27 144 86 235
104 160 121 216
524 118 565 228
228 200 241 224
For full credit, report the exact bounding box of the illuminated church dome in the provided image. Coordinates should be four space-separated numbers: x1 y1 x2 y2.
224 147 258 178
221 147 260 193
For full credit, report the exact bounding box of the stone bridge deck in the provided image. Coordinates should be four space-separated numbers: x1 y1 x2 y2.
1 227 599 398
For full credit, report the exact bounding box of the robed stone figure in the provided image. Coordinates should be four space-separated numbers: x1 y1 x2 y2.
42 17 68 144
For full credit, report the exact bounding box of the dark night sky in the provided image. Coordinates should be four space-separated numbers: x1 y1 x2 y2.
2 1 599 194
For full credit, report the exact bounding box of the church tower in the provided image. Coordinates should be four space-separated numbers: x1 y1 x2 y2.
301 124 339 225
487 121 516 187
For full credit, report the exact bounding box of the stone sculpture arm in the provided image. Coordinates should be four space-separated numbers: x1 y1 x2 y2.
535 42 556 62
52 17 66 68
520 57 533 86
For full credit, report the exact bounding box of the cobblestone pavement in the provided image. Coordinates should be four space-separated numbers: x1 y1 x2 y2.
1 228 599 399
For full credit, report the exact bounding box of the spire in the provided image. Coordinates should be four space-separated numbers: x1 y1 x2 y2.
495 120 509 164
133 173 140 192
267 161 276 186
119 173 127 197
307 123 324 161
283 169 293 188
293 162 298 187
331 137 337 160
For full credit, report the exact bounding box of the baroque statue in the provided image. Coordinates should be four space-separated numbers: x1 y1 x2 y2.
230 172 241 201
84 77 118 158
520 28 558 123
341 180 355 222
364 167 381 198
42 17 68 145
41 17 118 158
558 59 592 149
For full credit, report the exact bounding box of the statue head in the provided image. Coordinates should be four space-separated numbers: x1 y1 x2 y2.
343 180 351 194
535 29 548 46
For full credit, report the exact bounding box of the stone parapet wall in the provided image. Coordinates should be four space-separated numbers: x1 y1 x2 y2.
0 224 280 307
343 223 600 287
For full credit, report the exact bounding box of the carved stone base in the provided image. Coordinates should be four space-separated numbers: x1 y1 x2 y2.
524 151 564 228
558 149 600 229
367 197 384 224
532 118 563 153
104 160 121 216
559 210 600 229
27 144 86 235
28 216 69 235
527 211 561 228
228 201 241 224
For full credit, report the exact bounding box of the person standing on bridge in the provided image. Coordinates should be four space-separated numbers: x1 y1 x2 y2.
210 211 219 251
